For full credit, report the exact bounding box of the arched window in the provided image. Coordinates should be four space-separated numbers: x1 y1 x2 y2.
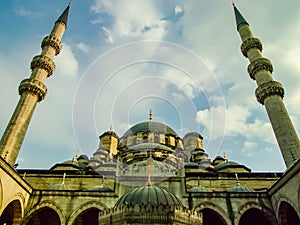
143 135 148 143
0 200 22 225
73 207 100 225
132 137 137 145
278 201 300 225
239 208 274 225
25 207 60 225
165 137 169 145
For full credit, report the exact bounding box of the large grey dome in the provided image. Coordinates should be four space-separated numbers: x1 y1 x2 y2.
123 121 178 137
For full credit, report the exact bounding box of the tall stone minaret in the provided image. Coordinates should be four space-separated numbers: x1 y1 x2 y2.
0 4 71 166
233 4 300 168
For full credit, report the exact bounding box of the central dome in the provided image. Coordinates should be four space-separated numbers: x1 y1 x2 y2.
123 121 178 137
115 185 183 208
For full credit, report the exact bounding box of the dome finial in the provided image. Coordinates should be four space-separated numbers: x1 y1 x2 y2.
224 152 227 161
149 109 153 121
235 173 240 184
62 173 66 185
197 176 201 187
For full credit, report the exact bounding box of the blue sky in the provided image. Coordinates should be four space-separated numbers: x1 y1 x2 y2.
1 0 300 171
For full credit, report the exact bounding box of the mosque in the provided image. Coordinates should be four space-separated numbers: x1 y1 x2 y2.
0 3 300 225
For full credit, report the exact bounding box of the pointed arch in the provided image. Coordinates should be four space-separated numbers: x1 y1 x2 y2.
235 202 277 225
22 201 65 225
194 202 229 225
66 201 107 225
278 201 300 225
0 200 22 225
24 207 60 225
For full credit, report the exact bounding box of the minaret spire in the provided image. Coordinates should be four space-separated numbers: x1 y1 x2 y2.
56 2 71 27
0 4 71 166
233 4 300 168
232 2 249 30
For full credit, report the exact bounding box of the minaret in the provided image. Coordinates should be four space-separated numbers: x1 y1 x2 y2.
0 4 71 166
233 3 300 168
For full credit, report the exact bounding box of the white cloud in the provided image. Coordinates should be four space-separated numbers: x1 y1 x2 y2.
196 105 275 144
241 141 257 157
55 43 79 76
76 42 90 53
102 26 114 44
14 8 38 17
163 67 199 99
175 5 183 15
91 0 167 41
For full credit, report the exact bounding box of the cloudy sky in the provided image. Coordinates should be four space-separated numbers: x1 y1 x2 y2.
1 0 300 171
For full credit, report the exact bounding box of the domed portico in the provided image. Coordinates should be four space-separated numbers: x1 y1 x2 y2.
99 184 201 225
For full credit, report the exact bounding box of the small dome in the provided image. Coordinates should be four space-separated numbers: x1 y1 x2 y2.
214 161 239 170
62 159 79 165
115 185 183 208
50 160 81 171
183 132 203 140
123 121 178 137
99 130 119 139
191 148 205 154
78 154 89 161
184 162 199 167
90 185 113 192
188 186 211 192
47 183 70 190
228 183 253 192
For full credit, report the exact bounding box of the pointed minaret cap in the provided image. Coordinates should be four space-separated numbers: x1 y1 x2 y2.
232 2 249 30
56 2 71 27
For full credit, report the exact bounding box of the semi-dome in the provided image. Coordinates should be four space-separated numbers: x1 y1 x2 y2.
115 185 183 208
123 121 178 137
128 143 175 152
